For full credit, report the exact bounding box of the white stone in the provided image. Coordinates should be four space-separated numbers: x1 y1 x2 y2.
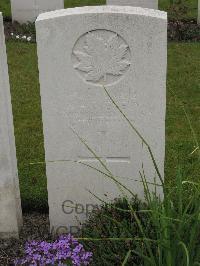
11 0 64 23
36 6 167 234
198 0 200 24
107 0 158 9
0 13 22 238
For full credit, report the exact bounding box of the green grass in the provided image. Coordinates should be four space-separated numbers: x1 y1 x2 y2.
6 41 200 210
160 0 198 20
64 0 105 8
0 0 199 20
7 41 47 211
0 0 10 18
166 43 200 193
81 174 200 265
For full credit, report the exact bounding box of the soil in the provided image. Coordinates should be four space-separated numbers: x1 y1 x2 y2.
3 21 36 42
0 213 51 266
3 19 200 42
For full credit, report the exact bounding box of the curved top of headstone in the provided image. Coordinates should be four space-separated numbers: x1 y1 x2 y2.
36 5 167 22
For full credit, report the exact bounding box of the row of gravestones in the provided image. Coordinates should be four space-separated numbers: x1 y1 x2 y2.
11 0 159 23
0 4 167 238
10 0 200 24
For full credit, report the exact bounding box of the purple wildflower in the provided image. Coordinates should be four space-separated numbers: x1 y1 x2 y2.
14 234 92 266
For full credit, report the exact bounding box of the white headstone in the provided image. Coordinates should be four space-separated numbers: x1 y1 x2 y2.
198 0 200 24
107 0 158 9
36 6 167 234
0 13 22 238
11 0 64 23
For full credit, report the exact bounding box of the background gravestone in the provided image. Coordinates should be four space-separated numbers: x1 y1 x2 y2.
107 0 158 9
198 0 200 24
0 12 22 238
11 0 64 23
36 6 167 233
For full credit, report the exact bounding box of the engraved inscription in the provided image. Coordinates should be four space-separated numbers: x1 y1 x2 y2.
72 30 131 85
78 156 131 163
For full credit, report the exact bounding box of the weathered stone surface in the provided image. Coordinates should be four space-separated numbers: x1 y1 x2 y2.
0 13 22 239
11 0 64 23
36 6 167 233
107 0 158 9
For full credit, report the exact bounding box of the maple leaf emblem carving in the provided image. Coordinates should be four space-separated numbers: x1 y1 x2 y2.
73 32 130 83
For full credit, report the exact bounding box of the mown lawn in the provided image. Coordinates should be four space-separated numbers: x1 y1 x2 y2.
0 0 199 20
5 41 200 210
7 42 47 210
166 42 200 194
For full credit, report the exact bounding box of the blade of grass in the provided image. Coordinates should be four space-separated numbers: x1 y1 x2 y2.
103 86 164 188
178 241 190 266
121 250 132 266
169 88 200 160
